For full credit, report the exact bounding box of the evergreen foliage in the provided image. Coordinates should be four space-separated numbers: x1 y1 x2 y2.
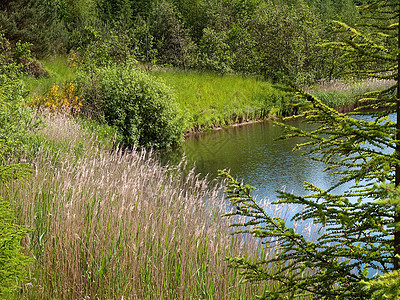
362 267 400 299
0 53 32 297
0 0 64 56
0 201 30 297
221 0 400 298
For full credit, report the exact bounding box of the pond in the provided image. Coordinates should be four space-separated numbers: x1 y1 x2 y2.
159 118 350 202
158 113 396 277
159 112 397 205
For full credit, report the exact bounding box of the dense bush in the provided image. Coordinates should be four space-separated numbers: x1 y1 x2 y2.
79 65 184 148
29 82 82 115
0 74 40 159
0 31 48 78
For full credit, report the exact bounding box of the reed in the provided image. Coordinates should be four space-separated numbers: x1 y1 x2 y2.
3 113 267 299
312 78 396 110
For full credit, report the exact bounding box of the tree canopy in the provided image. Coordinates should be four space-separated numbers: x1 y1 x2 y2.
0 0 364 83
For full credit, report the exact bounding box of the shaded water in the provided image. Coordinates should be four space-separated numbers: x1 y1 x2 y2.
160 113 396 203
160 118 348 202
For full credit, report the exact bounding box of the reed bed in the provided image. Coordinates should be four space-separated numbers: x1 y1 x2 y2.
3 114 268 299
312 78 396 110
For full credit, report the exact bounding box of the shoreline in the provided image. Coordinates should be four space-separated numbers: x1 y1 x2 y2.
183 102 362 139
184 115 279 138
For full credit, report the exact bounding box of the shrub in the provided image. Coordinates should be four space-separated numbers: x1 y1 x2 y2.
0 76 40 159
79 65 184 148
29 82 82 115
0 32 48 78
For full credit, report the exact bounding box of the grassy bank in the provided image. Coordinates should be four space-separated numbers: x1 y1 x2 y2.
23 57 393 136
152 70 291 131
3 113 271 299
23 58 297 133
312 78 396 112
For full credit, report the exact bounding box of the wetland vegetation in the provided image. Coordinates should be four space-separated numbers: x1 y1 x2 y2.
0 0 399 298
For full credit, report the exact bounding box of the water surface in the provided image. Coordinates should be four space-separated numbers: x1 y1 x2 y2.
161 118 347 202
160 112 396 203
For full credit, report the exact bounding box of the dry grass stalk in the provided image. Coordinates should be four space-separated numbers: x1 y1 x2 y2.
314 78 395 94
3 114 266 299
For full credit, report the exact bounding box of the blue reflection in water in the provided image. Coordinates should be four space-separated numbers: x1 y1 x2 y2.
158 113 396 277
161 113 395 203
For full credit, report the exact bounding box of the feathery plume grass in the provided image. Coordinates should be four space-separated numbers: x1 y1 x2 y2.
3 113 267 299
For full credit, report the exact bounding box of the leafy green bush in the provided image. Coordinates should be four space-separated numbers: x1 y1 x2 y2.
0 31 48 79
78 65 184 148
0 78 40 161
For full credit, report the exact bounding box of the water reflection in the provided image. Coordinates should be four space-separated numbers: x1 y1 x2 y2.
160 113 396 202
160 119 346 201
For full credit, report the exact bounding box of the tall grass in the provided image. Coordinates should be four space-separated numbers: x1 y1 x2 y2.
153 70 291 130
312 78 396 110
3 114 268 299
22 55 77 98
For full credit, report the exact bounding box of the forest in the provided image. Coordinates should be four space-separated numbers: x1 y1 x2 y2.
1 0 400 299
1 0 372 81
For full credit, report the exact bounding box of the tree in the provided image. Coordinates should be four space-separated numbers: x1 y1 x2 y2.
170 0 208 42
95 0 133 28
130 16 158 65
197 27 232 73
149 0 196 68
227 21 258 74
249 0 326 83
0 0 64 56
306 0 359 25
221 1 400 298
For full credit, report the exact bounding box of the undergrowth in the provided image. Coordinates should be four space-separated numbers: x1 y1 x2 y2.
2 113 268 299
